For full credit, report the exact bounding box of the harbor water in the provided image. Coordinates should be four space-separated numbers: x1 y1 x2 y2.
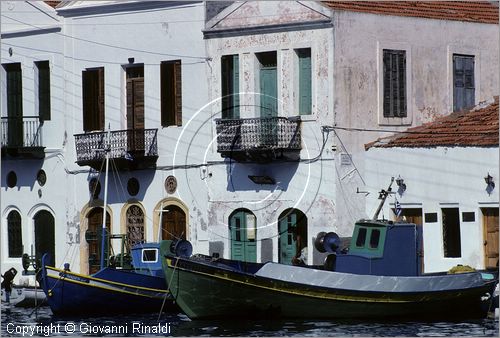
1 305 498 337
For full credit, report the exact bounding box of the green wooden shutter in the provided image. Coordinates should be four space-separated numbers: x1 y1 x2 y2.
279 213 297 265
221 55 240 119
298 49 311 115
453 54 475 112
383 50 406 118
232 55 240 119
37 61 51 121
230 211 257 263
260 68 277 118
6 63 23 146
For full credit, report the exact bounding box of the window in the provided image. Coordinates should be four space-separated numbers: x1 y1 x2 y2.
297 48 311 115
7 210 22 258
82 67 104 132
453 54 475 112
462 212 475 222
383 49 406 118
161 60 182 126
221 55 240 119
35 61 51 121
257 51 277 118
425 213 438 223
355 227 367 247
369 229 381 249
442 208 461 258
142 249 158 263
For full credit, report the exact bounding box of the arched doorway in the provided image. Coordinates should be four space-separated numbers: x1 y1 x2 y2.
278 209 307 265
86 208 111 274
161 205 186 240
229 209 256 262
125 205 144 249
7 210 22 258
33 210 55 265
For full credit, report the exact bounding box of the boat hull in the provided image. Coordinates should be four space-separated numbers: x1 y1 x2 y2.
163 256 495 320
41 265 173 316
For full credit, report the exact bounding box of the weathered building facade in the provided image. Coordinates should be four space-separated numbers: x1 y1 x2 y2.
1 0 66 283
365 97 499 272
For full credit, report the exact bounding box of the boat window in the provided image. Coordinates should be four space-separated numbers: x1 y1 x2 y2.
369 229 381 249
355 228 367 247
142 249 158 263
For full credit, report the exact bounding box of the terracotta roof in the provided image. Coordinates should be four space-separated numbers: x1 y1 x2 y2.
366 97 499 149
44 1 60 8
323 1 499 25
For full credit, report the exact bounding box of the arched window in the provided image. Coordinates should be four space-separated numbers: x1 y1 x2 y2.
7 210 22 257
229 209 256 263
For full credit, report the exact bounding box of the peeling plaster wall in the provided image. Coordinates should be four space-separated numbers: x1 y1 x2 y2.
332 10 499 235
205 2 337 264
365 147 499 273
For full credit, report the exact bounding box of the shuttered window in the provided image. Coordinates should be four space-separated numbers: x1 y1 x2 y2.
221 55 240 119
453 54 475 112
4 63 23 146
7 210 22 258
383 49 406 118
297 48 312 115
161 60 182 126
82 68 105 132
36 61 51 121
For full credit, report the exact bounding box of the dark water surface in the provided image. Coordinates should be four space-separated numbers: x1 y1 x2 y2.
1 305 498 337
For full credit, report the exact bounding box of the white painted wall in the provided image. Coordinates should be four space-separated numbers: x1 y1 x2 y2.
1 1 67 284
331 9 499 235
365 146 499 273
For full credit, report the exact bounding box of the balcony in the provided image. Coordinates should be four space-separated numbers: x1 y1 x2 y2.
215 116 301 162
1 116 45 159
74 129 158 171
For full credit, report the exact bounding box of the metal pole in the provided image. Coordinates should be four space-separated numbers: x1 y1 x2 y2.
100 129 111 270
372 177 394 220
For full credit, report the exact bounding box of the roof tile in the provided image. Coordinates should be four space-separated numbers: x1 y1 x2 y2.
366 97 499 149
323 1 499 24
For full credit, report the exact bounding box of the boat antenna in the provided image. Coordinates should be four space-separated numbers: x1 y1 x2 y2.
372 177 395 220
100 125 111 270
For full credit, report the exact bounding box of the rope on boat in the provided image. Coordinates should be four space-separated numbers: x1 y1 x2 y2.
157 255 180 321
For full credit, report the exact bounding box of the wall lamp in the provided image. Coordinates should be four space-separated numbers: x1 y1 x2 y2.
396 176 406 195
485 173 495 194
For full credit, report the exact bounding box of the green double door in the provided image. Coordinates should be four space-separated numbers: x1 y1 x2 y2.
230 211 256 262
278 210 307 265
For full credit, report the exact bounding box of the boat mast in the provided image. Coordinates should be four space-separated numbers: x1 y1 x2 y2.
372 177 394 220
100 128 111 270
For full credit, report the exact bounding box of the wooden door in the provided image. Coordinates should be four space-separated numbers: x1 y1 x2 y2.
34 210 55 266
483 208 499 269
230 211 256 262
87 208 111 274
279 212 297 265
126 67 145 154
161 205 186 240
126 205 144 249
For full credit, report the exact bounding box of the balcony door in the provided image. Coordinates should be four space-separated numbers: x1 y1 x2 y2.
258 52 278 147
5 63 23 147
126 66 145 155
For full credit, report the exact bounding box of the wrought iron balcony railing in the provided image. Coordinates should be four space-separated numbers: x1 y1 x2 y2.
215 116 301 161
74 128 158 171
1 116 45 159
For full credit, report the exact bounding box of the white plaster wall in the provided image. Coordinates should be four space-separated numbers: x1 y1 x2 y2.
1 1 68 284
365 147 499 273
332 10 499 237
205 19 337 263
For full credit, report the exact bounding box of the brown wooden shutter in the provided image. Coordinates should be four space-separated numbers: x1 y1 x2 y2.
160 60 182 126
97 68 105 130
82 68 105 132
174 60 182 126
82 69 93 132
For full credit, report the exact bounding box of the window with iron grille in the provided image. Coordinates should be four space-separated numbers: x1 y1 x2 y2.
82 67 104 132
453 54 475 112
161 60 182 126
221 55 240 119
383 49 406 118
7 210 22 258
36 61 51 121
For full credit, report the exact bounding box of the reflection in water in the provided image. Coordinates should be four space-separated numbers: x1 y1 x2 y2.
1 305 498 337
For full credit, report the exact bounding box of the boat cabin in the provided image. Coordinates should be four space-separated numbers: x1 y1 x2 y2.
330 220 424 276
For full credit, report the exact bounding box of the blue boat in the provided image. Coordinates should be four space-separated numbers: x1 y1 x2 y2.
40 242 173 316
